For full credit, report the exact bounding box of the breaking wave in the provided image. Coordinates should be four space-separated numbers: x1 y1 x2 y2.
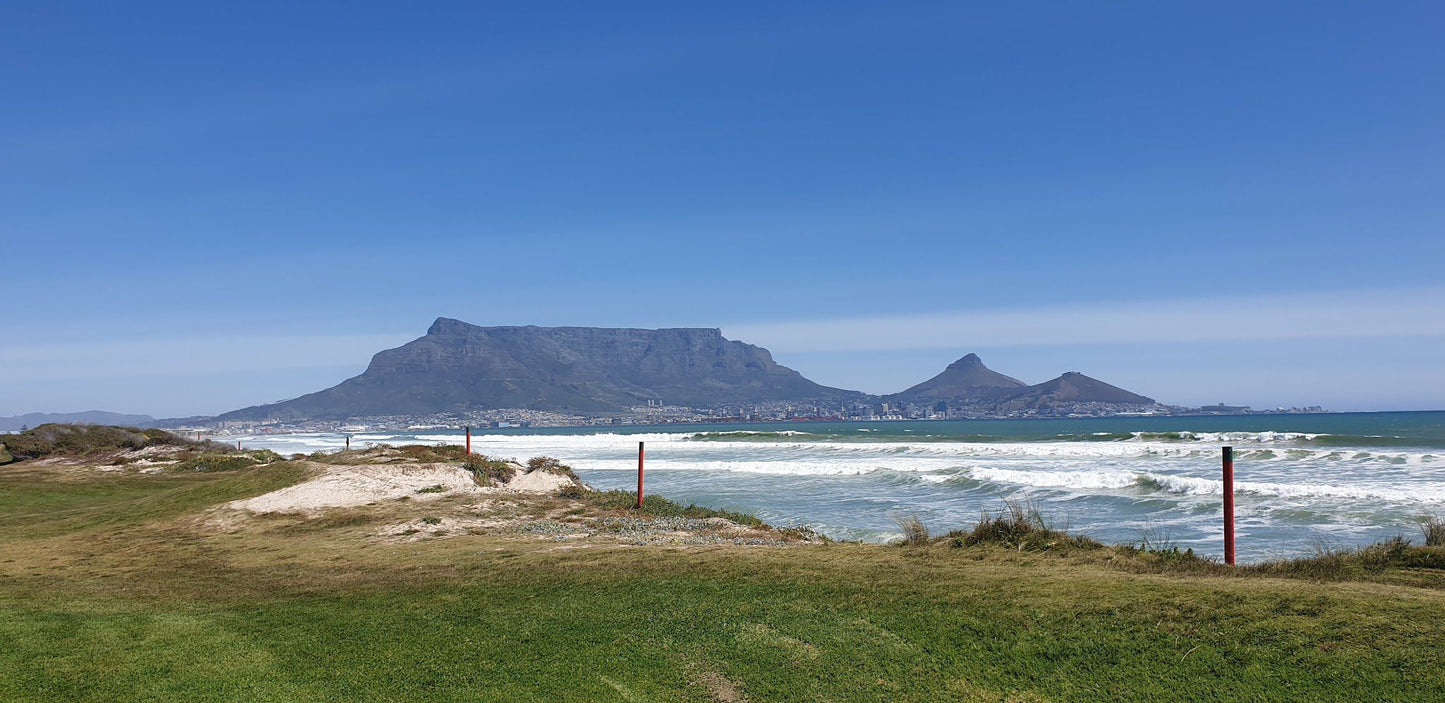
966 466 1445 503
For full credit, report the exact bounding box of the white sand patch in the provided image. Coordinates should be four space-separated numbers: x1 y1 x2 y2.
227 462 582 514
505 470 575 493
228 463 483 513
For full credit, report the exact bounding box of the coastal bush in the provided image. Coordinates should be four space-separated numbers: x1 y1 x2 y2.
526 456 581 482
583 489 766 527
309 444 468 465
464 454 517 486
1243 535 1445 580
0 424 225 462
953 498 1101 552
401 444 467 462
171 453 260 473
246 449 284 464
415 484 449 494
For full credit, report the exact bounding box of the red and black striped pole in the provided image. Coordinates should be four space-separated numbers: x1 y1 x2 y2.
636 441 645 508
1223 446 1235 566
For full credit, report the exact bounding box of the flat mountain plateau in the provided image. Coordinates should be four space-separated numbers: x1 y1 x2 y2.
1 425 1443 701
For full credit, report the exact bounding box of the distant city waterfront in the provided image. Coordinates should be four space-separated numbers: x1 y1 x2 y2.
193 399 1328 435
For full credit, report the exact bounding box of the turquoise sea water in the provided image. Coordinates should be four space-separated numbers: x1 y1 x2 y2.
235 411 1445 562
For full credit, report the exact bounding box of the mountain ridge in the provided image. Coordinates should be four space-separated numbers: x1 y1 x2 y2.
218 318 859 421
887 353 1028 404
0 411 157 432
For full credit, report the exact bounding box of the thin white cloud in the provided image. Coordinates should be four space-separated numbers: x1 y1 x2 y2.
0 333 414 382
723 287 1445 353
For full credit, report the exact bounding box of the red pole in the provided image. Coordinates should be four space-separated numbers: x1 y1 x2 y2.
237 440 242 451
1223 446 1235 566
465 426 472 456
636 441 645 508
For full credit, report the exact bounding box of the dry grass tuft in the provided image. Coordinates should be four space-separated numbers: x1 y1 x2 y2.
1423 515 1445 547
893 513 930 545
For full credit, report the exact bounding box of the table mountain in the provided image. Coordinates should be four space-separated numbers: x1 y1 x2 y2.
217 318 858 420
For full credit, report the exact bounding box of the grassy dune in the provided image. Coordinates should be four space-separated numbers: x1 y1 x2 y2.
2 457 1443 701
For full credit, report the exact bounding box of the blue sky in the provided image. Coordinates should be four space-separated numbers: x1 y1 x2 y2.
3 1 1442 417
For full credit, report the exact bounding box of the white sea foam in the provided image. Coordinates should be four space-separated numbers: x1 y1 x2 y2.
966 467 1445 503
1124 431 1328 443
236 430 1438 470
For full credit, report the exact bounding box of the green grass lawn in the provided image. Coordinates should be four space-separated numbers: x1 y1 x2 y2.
1 462 1442 701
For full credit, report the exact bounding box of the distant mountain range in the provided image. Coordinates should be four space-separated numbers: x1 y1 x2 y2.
887 353 1154 410
0 411 156 432
208 317 1160 423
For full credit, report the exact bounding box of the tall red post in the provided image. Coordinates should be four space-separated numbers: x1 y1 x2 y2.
636 441 645 509
237 440 242 450
465 426 472 456
1223 446 1236 566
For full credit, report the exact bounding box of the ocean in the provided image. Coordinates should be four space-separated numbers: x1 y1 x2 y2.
232 411 1445 562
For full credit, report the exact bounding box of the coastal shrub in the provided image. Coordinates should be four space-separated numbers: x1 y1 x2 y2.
1422 516 1445 547
171 453 259 473
415 484 449 494
246 449 284 464
583 489 765 527
421 516 441 525
1243 535 1445 580
893 513 930 545
0 424 224 462
955 498 1101 552
400 444 466 463
464 454 517 486
776 526 826 542
526 456 581 481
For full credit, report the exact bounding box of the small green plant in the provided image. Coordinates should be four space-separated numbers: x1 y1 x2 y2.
421 516 441 525
414 484 449 494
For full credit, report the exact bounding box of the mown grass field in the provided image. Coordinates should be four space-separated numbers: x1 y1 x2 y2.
2 461 1443 701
